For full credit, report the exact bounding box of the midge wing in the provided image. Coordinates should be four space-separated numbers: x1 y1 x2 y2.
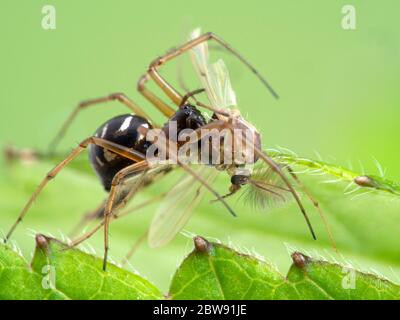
189 28 237 109
68 164 174 237
112 165 174 213
148 166 219 248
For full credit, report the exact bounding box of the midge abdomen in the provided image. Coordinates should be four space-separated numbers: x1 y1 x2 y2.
89 114 152 191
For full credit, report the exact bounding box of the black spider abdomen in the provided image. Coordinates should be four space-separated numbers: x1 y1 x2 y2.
89 114 152 191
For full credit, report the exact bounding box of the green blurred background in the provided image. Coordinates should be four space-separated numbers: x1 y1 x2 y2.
1 0 400 292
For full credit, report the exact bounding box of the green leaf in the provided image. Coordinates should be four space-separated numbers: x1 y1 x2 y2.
288 252 400 300
0 243 67 300
169 237 400 300
270 151 400 196
30 234 162 300
3 152 400 293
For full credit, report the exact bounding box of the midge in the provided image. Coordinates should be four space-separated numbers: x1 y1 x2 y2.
5 29 335 270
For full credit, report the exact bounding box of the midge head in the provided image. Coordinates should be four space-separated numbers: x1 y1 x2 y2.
231 173 250 186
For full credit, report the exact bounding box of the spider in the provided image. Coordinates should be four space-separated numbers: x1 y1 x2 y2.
4 29 335 270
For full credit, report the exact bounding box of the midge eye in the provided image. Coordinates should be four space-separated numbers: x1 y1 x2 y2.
183 105 192 115
231 175 249 185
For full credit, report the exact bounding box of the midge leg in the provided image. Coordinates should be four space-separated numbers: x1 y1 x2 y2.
4 136 146 243
68 199 106 238
69 171 148 238
138 32 279 110
48 93 157 154
69 191 168 248
121 230 148 266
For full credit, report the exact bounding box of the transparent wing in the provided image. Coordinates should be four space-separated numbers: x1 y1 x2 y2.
148 165 219 248
189 28 237 109
113 165 174 213
69 165 174 237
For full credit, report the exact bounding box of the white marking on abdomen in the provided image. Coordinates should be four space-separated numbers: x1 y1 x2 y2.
101 124 109 138
118 116 133 133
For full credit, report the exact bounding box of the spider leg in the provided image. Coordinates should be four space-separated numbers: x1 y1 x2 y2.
179 88 206 107
218 122 317 240
69 192 165 268
137 74 176 118
138 32 278 111
251 146 317 240
48 93 157 154
68 171 151 239
4 136 146 243
102 161 150 270
286 166 338 252
154 129 236 217
179 88 231 117
69 190 168 249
